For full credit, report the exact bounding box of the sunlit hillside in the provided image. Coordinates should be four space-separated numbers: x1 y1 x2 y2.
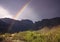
37 25 60 34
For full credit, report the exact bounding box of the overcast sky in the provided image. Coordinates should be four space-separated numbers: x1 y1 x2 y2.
0 0 60 22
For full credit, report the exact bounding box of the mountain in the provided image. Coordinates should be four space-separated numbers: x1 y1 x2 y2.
10 19 34 33
35 17 60 29
0 18 34 33
0 19 9 33
1 18 15 24
0 17 60 33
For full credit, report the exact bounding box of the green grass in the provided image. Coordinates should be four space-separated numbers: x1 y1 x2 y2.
0 25 60 42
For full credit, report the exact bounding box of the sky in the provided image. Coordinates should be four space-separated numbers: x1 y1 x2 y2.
0 0 60 22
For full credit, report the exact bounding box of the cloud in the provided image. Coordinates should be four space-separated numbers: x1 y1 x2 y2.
0 6 13 18
18 7 40 22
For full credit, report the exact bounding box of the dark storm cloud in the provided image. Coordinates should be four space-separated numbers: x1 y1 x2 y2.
0 0 60 21
29 0 60 19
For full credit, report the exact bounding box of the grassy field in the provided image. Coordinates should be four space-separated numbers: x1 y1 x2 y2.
0 25 60 42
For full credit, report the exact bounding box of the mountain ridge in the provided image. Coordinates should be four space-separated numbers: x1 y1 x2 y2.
0 17 60 33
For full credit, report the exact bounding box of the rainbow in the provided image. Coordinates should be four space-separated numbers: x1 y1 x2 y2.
8 0 32 31
13 0 32 19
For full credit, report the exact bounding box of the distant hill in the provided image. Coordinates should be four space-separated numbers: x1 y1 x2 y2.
0 17 60 33
0 19 9 33
35 17 60 29
0 18 34 33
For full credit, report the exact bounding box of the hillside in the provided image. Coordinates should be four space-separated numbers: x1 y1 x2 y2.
0 17 60 42
0 25 60 42
0 17 60 33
